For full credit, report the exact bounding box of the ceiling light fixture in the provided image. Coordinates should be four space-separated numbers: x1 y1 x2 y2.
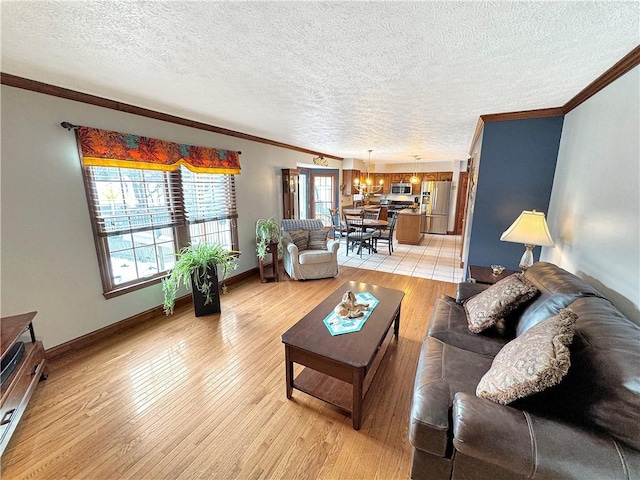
410 155 420 184
353 150 383 196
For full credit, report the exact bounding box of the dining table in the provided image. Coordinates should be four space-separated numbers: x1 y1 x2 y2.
347 218 389 253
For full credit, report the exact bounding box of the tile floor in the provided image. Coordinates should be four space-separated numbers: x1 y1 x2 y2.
337 233 465 283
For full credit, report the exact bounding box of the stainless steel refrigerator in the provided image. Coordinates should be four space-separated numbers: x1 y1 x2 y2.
420 181 451 234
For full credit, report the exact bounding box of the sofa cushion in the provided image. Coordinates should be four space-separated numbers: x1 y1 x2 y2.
308 229 328 250
464 274 538 333
288 229 309 251
428 296 511 357
476 308 578 405
409 337 494 457
298 250 333 265
529 296 640 451
516 261 602 336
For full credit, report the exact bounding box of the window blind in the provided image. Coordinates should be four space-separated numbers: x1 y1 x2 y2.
180 167 237 224
86 166 183 236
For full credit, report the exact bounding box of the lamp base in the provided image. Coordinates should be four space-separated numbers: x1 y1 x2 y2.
519 244 535 271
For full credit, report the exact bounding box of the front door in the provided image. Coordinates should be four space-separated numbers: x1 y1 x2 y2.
312 173 337 226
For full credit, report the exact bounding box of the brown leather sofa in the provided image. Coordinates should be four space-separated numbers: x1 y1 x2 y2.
409 262 640 479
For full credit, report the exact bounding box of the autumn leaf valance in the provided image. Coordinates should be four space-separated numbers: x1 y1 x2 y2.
75 126 241 174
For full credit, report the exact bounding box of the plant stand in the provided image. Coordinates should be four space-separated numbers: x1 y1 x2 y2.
259 242 280 283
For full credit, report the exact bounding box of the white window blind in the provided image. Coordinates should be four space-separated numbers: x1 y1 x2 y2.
86 166 183 236
181 167 237 224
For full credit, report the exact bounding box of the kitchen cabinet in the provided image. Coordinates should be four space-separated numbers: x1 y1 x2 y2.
382 172 453 196
373 173 388 193
342 169 360 196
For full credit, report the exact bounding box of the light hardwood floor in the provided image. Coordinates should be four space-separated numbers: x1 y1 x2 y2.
2 267 455 480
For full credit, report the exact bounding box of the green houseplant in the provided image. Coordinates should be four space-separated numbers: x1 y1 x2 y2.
162 243 240 316
255 217 282 260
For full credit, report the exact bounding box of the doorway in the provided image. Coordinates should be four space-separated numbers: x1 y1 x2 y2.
296 169 338 225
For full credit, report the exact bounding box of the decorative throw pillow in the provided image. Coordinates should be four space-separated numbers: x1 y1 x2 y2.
308 229 328 250
476 308 578 405
288 229 309 251
465 274 537 333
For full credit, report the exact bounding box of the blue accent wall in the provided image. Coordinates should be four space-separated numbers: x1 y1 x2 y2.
468 116 564 271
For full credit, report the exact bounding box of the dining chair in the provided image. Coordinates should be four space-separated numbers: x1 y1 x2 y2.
364 208 381 220
343 208 363 218
330 209 348 243
372 212 398 255
344 215 373 257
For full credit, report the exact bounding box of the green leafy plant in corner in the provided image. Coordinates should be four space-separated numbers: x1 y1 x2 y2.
255 217 282 260
162 243 240 315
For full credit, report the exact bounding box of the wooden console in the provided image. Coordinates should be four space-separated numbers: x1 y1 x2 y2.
1 311 47 455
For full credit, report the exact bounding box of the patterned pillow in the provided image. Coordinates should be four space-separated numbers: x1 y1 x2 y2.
308 229 328 250
288 229 309 251
465 273 537 333
476 308 578 404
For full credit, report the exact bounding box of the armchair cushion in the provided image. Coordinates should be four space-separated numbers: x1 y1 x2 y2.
308 229 329 250
299 250 333 265
288 229 309 251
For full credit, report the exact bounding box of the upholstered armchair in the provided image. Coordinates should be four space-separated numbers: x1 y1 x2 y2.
281 219 339 280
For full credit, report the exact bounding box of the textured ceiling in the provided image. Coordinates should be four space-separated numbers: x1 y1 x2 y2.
1 1 638 163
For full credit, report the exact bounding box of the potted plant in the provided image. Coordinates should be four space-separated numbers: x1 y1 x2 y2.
162 243 240 316
256 217 282 260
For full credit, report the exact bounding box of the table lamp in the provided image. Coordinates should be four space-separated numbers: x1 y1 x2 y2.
500 210 555 271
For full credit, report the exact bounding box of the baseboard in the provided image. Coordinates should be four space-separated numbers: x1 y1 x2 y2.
46 267 261 361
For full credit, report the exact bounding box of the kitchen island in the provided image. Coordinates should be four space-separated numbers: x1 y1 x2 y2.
396 209 424 245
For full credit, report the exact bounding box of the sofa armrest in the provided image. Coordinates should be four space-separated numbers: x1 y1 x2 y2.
283 239 299 262
455 282 490 303
452 392 640 479
327 239 339 255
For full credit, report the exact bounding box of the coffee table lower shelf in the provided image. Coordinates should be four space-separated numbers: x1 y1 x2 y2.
286 326 394 429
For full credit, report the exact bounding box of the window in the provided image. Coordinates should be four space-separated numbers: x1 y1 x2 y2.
312 174 335 226
82 165 238 298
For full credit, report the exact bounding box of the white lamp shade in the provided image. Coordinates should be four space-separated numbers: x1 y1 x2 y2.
500 210 555 247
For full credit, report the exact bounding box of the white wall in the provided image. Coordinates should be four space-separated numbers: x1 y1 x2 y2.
0 85 342 348
542 66 639 324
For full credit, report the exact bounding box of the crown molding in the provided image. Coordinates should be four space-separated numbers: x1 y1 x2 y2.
563 45 640 113
0 72 343 161
469 45 640 154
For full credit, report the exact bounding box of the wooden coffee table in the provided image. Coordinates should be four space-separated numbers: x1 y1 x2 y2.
281 281 404 430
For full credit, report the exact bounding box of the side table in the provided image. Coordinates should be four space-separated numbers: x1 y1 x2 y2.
468 265 518 285
258 241 280 283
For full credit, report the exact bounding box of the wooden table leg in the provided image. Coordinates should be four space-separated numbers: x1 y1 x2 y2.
285 347 293 399
352 368 364 430
394 305 401 338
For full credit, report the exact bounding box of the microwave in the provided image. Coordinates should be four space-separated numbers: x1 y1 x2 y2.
391 183 412 194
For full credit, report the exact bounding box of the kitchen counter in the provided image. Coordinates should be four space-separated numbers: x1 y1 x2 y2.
396 209 424 245
397 208 421 215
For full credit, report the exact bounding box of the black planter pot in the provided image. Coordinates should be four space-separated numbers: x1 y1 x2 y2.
191 265 221 317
